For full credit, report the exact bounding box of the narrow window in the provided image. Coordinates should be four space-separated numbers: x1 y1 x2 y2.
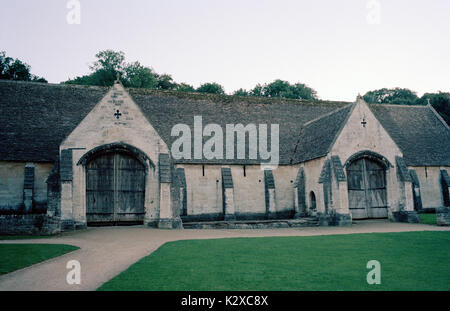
441 170 450 207
309 191 317 212
202 165 205 177
243 165 246 177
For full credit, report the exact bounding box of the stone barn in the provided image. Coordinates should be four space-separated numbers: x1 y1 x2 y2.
0 79 449 234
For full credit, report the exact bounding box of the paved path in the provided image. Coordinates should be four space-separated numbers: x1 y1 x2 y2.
0 220 448 291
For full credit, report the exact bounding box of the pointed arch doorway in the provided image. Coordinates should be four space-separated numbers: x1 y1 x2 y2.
346 157 388 219
85 151 146 225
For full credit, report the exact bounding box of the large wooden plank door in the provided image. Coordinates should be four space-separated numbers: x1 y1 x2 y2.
86 152 145 225
114 153 146 222
347 159 369 219
86 153 115 223
347 158 387 219
364 159 388 218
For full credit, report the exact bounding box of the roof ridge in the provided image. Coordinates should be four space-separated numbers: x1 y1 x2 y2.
0 79 352 106
0 78 109 91
369 103 428 108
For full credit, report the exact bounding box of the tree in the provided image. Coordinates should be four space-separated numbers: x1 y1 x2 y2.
247 80 318 100
64 50 158 88
196 82 225 94
233 88 249 96
363 88 418 105
289 83 318 101
262 79 291 98
124 61 158 89
176 83 195 92
156 74 176 90
90 50 125 73
0 51 47 82
250 84 264 97
31 76 48 83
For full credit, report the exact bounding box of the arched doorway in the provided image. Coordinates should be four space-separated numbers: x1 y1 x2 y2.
85 151 146 225
346 157 388 219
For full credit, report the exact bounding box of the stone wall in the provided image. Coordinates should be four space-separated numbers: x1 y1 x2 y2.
180 164 300 221
0 214 61 235
232 165 265 218
436 207 450 226
410 166 448 209
182 164 223 221
271 165 299 216
0 161 52 212
0 161 24 210
304 157 326 214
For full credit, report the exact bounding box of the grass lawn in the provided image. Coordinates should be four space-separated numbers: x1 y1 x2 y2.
0 244 79 275
99 231 450 291
419 213 437 225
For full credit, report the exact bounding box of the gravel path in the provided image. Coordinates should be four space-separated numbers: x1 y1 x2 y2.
0 220 448 291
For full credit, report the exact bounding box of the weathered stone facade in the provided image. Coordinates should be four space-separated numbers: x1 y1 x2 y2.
436 207 450 226
0 80 449 234
0 214 60 236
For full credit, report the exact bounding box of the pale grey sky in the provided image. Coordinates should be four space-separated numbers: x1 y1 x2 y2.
1 0 449 101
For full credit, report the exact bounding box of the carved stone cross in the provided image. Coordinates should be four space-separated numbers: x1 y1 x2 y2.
114 110 122 120
361 118 367 127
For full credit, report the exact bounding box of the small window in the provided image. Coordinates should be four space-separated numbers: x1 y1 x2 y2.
441 170 450 207
202 165 205 177
243 165 246 177
309 191 317 211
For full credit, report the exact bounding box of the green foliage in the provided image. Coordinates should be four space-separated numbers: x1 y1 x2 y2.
363 88 418 105
247 80 318 100
0 51 47 83
233 88 249 96
31 76 48 83
250 83 264 96
124 61 158 89
196 82 225 94
62 50 321 100
90 49 126 73
156 73 176 90
64 50 158 88
98 231 450 291
176 83 195 92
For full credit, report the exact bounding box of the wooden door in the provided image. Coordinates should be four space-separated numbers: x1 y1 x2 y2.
347 158 387 219
86 152 146 225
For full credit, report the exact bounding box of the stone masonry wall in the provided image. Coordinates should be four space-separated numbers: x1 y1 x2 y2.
0 161 52 212
0 214 61 235
181 164 300 221
410 166 448 209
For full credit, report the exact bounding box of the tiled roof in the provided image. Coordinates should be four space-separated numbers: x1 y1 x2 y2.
1 80 448 166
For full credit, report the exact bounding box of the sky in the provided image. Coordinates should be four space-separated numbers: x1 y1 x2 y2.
1 0 449 101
